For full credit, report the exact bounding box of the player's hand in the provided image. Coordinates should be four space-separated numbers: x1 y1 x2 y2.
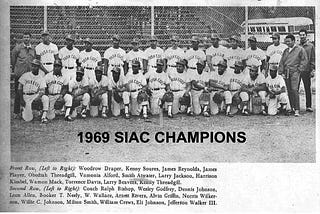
310 69 315 78
20 99 26 107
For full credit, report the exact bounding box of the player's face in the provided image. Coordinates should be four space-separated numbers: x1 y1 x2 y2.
299 31 307 43
131 42 138 51
285 38 295 48
217 65 226 75
249 40 257 49
22 34 31 45
42 35 50 44
66 39 74 48
53 64 62 75
31 64 40 75
132 65 140 74
156 64 163 73
171 40 178 47
76 74 83 82
112 71 120 81
269 69 277 79
272 37 280 45
230 39 238 49
196 64 205 74
95 71 102 81
84 42 92 51
234 66 242 74
191 41 199 49
176 64 184 73
113 39 120 48
249 70 258 80
211 38 219 47
150 40 157 48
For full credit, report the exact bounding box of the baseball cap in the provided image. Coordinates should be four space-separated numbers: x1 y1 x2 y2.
131 38 139 44
76 67 85 75
150 35 158 41
229 35 240 42
31 59 41 66
132 60 141 67
191 36 200 42
176 59 186 66
66 34 75 41
248 36 257 42
156 59 164 66
111 67 121 73
270 33 280 39
95 66 104 73
231 60 243 69
269 65 278 71
171 35 179 41
249 65 259 71
41 30 50 36
112 34 120 41
53 59 62 66
83 38 92 44
217 60 227 67
211 33 220 40
196 59 206 66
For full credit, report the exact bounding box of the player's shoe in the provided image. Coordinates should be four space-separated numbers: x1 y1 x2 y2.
203 111 210 117
64 115 73 122
225 112 234 117
187 109 194 116
41 117 48 124
306 107 313 112
101 112 107 118
261 110 267 116
168 113 173 118
80 109 87 118
294 110 300 117
125 113 130 119
142 114 149 120
242 109 250 116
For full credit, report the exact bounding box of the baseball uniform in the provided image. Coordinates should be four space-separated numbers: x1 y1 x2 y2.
145 71 170 115
243 72 267 103
229 70 249 104
163 47 185 75
88 75 109 117
225 47 245 68
59 46 80 80
266 43 287 66
103 47 126 76
123 70 147 116
144 47 164 73
79 49 101 81
44 72 71 120
265 74 288 115
125 49 146 72
168 71 190 115
19 71 48 121
208 68 233 115
244 47 266 68
185 49 206 76
35 42 58 75
189 71 210 115
206 45 227 71
108 74 126 116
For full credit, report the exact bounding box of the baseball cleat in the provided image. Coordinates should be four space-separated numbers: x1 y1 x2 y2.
64 115 73 122
168 113 173 118
226 112 234 117
41 117 48 124
261 110 267 116
203 112 210 117
294 110 300 117
306 107 313 112
125 113 130 119
242 109 250 116
101 112 107 118
187 110 194 116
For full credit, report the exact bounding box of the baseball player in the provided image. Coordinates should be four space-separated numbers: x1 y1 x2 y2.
206 33 227 72
229 61 250 115
103 34 126 77
58 34 80 81
224 35 246 68
122 60 148 119
65 67 90 119
163 35 185 75
43 59 72 121
124 38 147 75
189 60 210 116
35 30 59 76
266 33 287 67
88 66 109 118
185 36 206 76
208 60 233 117
18 59 49 123
242 65 267 115
145 59 171 116
265 65 288 116
144 36 164 74
168 60 191 115
244 36 266 76
108 67 126 117
79 38 102 81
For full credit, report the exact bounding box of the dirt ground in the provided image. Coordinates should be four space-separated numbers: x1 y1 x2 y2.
10 94 315 163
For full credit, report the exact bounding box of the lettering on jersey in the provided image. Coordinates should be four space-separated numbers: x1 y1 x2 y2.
148 54 162 60
170 77 186 85
40 49 55 57
130 57 143 63
109 53 124 61
149 77 166 86
47 80 64 88
25 80 40 90
127 79 144 87
269 50 284 57
267 83 281 90
81 56 99 63
226 55 242 61
186 55 202 61
166 55 183 61
62 54 78 61
210 52 224 58
246 54 263 61
230 77 243 85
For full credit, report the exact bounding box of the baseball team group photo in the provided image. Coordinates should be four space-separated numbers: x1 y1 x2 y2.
9 6 316 162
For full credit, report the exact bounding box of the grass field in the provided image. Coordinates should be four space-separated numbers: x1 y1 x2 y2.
10 95 315 163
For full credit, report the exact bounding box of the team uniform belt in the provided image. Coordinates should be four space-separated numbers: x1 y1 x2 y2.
85 67 94 70
151 88 163 91
24 92 37 95
171 89 183 92
49 93 61 95
191 88 203 91
230 89 239 92
111 64 121 67
129 89 140 92
188 67 196 69
64 66 75 69
151 66 157 68
168 65 176 67
43 62 53 65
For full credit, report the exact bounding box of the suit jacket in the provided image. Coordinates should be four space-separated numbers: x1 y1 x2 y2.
278 45 308 76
